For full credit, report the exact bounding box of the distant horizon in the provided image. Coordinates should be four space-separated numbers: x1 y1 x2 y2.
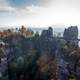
0 24 80 28
1 24 80 39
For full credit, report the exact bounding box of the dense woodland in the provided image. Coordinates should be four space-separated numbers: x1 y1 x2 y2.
0 26 80 80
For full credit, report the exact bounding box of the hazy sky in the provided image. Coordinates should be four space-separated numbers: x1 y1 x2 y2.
0 0 80 27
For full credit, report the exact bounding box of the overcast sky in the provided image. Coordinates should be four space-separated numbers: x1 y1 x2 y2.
0 0 80 27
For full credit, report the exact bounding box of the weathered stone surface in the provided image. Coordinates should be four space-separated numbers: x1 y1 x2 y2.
41 27 53 38
63 26 78 41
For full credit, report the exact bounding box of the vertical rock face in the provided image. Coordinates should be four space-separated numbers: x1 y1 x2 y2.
48 27 53 38
40 27 53 52
63 26 78 41
38 27 57 57
63 26 78 47
41 27 53 38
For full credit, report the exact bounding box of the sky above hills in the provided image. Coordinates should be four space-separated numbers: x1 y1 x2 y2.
0 0 80 27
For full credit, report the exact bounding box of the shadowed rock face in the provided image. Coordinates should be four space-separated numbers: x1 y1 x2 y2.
63 26 78 41
41 27 53 38
63 26 78 47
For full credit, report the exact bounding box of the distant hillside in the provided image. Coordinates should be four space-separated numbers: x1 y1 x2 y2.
0 25 80 38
